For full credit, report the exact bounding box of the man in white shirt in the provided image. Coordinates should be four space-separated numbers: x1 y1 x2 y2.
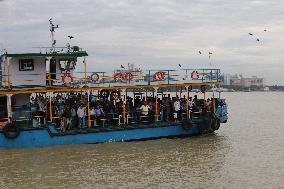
77 104 86 129
173 98 181 123
140 102 149 116
188 97 193 119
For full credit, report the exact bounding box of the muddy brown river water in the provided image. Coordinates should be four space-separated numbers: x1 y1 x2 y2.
0 92 283 189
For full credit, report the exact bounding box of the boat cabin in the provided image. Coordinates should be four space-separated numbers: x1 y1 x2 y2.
0 48 88 88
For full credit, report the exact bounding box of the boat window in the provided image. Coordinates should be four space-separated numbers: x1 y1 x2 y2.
19 59 34 71
59 59 76 71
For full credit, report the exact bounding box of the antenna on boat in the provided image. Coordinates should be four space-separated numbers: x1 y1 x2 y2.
49 18 59 53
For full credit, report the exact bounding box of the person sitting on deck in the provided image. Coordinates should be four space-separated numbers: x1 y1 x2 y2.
77 104 86 129
205 98 211 112
32 106 45 127
90 106 97 126
95 105 105 125
140 102 149 116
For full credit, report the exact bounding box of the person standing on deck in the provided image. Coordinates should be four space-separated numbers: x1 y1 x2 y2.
165 96 171 122
192 95 199 112
62 106 72 132
160 98 166 121
77 104 86 129
173 98 181 123
180 96 186 120
188 97 193 119
90 106 96 126
71 106 77 129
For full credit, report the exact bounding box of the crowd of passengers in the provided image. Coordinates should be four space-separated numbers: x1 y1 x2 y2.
30 91 219 132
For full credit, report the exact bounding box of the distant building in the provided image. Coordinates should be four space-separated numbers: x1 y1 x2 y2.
223 74 231 85
250 76 264 87
230 74 242 86
223 73 264 87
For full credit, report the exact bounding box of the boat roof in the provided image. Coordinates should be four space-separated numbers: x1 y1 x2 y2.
2 51 88 58
0 82 221 95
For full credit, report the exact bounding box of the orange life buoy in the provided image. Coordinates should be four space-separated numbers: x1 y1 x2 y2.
124 72 134 81
114 73 123 82
153 72 166 81
90 73 100 82
191 71 199 79
61 71 73 84
114 72 134 82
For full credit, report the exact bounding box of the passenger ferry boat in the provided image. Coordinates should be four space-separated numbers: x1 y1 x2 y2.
0 20 228 148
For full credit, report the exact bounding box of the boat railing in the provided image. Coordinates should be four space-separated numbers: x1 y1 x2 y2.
1 68 221 90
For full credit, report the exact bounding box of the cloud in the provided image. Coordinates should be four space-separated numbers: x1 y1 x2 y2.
0 0 284 84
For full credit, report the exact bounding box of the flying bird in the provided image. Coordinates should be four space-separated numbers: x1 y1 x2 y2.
248 33 253 36
264 29 267 32
198 51 202 54
209 52 213 55
256 38 260 42
68 36 74 39
178 64 182 67
121 65 125 69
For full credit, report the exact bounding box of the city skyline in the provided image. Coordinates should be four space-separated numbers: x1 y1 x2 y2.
0 0 284 85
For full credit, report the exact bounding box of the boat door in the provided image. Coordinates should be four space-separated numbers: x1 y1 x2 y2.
50 59 57 82
0 95 7 119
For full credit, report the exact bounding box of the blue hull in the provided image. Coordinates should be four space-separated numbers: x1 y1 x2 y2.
0 124 201 149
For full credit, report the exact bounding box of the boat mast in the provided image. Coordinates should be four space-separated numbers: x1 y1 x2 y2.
49 18 59 53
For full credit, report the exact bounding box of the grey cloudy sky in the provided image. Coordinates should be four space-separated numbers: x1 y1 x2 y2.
0 0 284 84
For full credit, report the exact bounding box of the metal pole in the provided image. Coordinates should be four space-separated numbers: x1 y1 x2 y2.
84 57 87 85
123 95 126 124
88 92 91 128
8 62 11 89
167 70 170 85
155 96 158 121
6 94 12 118
49 93 53 121
148 70 151 85
49 61 51 87
212 92 216 113
45 93 48 120
186 94 189 121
